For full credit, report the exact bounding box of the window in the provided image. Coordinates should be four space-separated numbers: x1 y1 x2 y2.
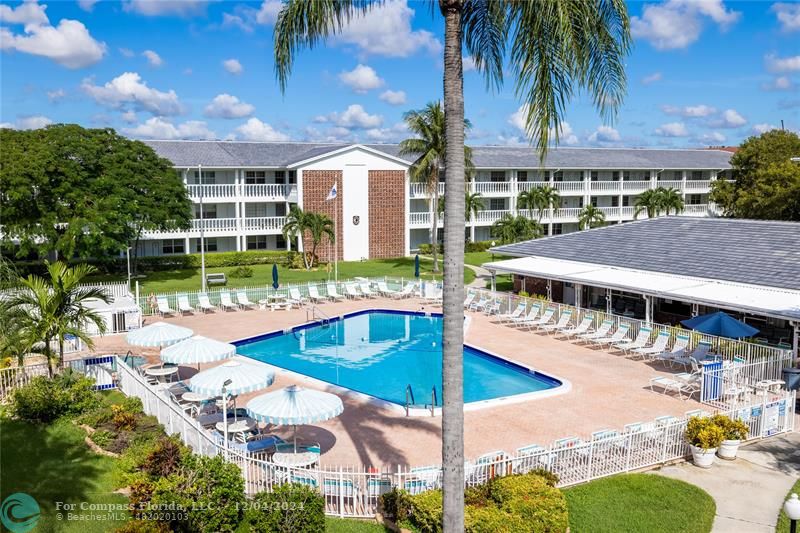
577 198 584 208
288 170 297 184
276 234 286 249
274 170 285 184
245 171 266 184
490 171 505 182
591 171 598 181
622 195 631 207
689 194 701 205
193 171 216 184
517 171 528 182
194 205 217 219
692 171 703 180
612 171 620 181
552 223 563 235
162 239 185 255
489 198 505 211
611 196 619 207
247 235 268 250
590 197 598 207
622 171 630 180
245 203 267 217
275 204 287 216
553 171 563 182
195 238 217 253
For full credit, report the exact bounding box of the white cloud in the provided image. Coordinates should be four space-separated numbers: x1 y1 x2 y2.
123 0 209 17
0 3 106 69
338 64 384 93
654 122 690 137
222 58 243 75
255 0 281 25
335 0 441 57
587 125 622 144
0 115 53 130
317 104 383 129
221 1 280 32
641 72 662 85
46 88 65 102
379 89 407 105
81 72 184 116
233 118 290 141
364 122 409 142
221 12 253 33
507 104 578 145
632 0 740 50
661 104 717 117
463 56 477 72
772 2 800 32
124 117 215 140
709 108 747 128
119 47 134 58
142 49 163 67
203 94 255 119
752 123 777 134
765 53 800 73
695 131 726 143
762 76 794 91
78 0 100 12
121 110 137 123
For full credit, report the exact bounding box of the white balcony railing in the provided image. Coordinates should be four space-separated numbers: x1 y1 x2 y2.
552 181 584 193
409 183 445 198
681 204 709 216
409 212 431 226
472 182 511 195
190 218 237 232
474 209 511 224
187 184 237 198
516 181 549 193
551 207 582 221
621 180 651 193
589 181 620 192
684 180 712 191
243 217 286 231
656 180 683 189
243 184 290 198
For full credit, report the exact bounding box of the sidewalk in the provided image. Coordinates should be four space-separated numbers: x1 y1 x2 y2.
465 263 492 288
656 431 800 532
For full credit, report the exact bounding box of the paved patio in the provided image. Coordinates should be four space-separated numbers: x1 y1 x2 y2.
90 296 706 468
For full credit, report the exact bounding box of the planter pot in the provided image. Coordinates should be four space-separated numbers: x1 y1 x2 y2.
689 445 717 468
717 439 741 460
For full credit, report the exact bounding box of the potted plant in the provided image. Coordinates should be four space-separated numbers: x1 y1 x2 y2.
685 416 725 468
711 414 749 460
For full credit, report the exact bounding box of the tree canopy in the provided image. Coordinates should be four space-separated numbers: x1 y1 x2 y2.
0 124 192 262
710 130 800 221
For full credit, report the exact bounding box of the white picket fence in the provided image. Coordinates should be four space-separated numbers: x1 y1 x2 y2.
116 356 796 518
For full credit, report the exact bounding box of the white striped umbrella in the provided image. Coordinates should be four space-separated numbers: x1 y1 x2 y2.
126 321 193 348
189 360 275 397
246 385 344 451
160 336 236 367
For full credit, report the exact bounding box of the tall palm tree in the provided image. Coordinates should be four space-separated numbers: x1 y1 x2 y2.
517 185 560 222
578 204 606 230
491 214 542 244
633 189 663 219
275 3 630 528
305 212 336 269
438 191 484 222
659 187 685 215
398 102 473 273
2 262 109 376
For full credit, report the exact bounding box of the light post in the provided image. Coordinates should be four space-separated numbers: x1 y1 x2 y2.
491 241 496 262
221 378 232 458
125 246 132 288
198 163 206 292
785 493 800 533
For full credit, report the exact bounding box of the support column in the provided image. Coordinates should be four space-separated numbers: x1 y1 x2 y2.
546 280 553 301
792 322 799 366
575 283 582 309
490 274 496 292
606 289 612 315
644 295 651 323
691 303 699 317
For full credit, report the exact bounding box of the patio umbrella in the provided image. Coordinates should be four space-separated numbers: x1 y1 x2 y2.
126 321 193 348
414 254 420 278
160 335 235 368
246 385 344 451
681 311 759 339
272 263 279 289
190 360 276 424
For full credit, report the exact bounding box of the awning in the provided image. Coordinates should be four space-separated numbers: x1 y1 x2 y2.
484 256 800 322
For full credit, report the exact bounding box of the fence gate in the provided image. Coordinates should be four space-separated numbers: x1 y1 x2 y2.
81 356 117 390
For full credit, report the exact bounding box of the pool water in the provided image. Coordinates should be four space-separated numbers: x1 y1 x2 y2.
235 311 561 406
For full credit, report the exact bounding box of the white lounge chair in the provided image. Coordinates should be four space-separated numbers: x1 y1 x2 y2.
632 330 672 360
653 334 691 366
376 281 399 297
156 296 175 316
511 303 542 327
422 284 443 304
577 319 613 342
496 302 526 324
395 282 417 299
197 293 216 313
177 294 194 314
219 291 238 311
235 291 256 310
524 307 556 331
483 299 501 316
344 283 362 299
307 285 326 303
358 282 378 298
463 292 476 309
649 371 701 400
672 341 712 368
288 287 308 307
592 322 631 347
469 296 489 312
612 326 652 354
326 283 345 301
560 314 594 337
540 309 572 334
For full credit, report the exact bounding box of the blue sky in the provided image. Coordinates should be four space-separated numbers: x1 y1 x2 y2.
1 0 798 148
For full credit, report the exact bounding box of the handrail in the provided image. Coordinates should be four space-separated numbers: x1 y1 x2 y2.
431 385 438 417
306 305 331 326
405 384 415 416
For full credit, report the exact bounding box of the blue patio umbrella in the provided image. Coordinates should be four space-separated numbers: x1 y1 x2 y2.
681 311 759 339
272 263 279 289
414 254 420 278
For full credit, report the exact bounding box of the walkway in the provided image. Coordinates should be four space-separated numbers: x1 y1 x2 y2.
657 430 800 532
465 263 492 288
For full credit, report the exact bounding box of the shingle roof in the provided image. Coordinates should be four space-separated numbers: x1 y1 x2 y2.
142 140 732 170
491 217 800 290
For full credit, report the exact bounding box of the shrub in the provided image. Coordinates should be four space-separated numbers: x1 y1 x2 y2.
465 241 494 253
91 429 114 449
115 519 170 533
465 505 527 533
528 468 559 487
380 488 413 522
487 474 569 532
710 414 749 441
10 374 99 422
229 265 253 279
518 290 530 298
685 417 725 450
246 483 325 533
141 436 185 478
408 490 443 533
112 404 138 431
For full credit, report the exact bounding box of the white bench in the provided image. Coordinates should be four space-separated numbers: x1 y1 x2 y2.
206 273 227 286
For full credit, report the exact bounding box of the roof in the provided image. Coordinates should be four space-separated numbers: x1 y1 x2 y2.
483 256 800 322
142 140 732 170
491 217 800 291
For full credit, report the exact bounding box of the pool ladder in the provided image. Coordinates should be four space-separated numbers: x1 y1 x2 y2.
404 384 438 417
305 305 331 327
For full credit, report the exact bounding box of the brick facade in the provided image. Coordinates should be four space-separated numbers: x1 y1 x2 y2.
368 170 406 258
301 170 343 262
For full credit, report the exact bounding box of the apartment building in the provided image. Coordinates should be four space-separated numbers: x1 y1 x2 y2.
142 141 733 260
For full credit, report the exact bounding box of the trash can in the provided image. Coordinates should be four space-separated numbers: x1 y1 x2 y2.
782 367 800 391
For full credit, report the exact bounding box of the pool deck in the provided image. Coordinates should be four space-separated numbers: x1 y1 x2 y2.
89 296 706 468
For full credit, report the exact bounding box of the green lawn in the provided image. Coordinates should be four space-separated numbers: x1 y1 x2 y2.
776 478 800 532
89 257 475 293
326 517 391 532
564 474 716 533
0 417 131 532
463 251 510 267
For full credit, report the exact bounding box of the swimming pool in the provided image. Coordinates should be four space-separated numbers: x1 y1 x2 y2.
234 310 564 409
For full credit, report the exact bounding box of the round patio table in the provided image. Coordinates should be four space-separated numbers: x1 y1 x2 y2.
272 451 319 468
215 418 257 435
182 392 212 403
145 366 179 381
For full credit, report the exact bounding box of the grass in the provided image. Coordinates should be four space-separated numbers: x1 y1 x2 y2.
89 257 476 293
0 417 130 532
325 517 391 532
463 251 510 267
564 474 716 533
776 478 800 532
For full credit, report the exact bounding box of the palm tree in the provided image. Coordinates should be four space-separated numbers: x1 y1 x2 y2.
578 205 606 230
305 212 336 269
517 185 560 222
398 102 473 273
491 214 542 244
275 3 630 528
2 262 109 376
438 191 484 222
659 187 685 215
633 189 663 219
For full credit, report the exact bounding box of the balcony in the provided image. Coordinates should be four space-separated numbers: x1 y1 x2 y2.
191 218 237 232
472 182 512 196
516 181 549 193
409 183 445 198
243 216 286 232
656 180 683 189
409 212 431 227
684 180 712 191
552 181 584 194
680 204 711 216
186 183 296 200
551 207 582 221
187 184 237 198
243 184 295 199
621 180 651 193
473 209 511 224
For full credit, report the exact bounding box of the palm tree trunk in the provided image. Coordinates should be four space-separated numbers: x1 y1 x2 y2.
431 186 440 273
441 2 465 531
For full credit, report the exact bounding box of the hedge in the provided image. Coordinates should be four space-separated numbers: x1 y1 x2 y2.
417 241 494 255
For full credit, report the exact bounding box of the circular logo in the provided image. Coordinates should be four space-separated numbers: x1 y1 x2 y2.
352 215 360 226
1 493 40 533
